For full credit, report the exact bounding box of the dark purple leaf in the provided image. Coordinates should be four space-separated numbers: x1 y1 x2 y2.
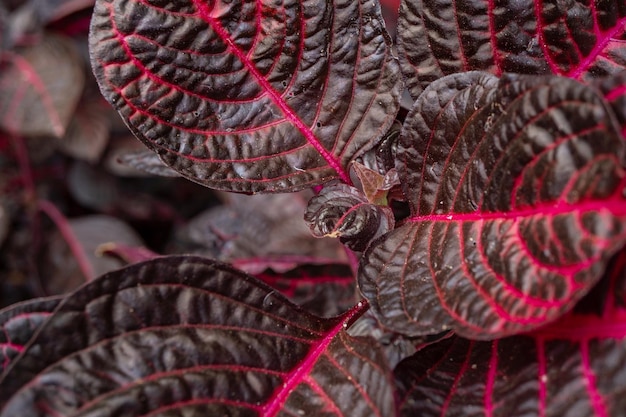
305 182 395 251
395 248 626 417
89 0 402 192
0 256 395 417
592 70 626 139
116 148 182 177
0 33 85 138
359 72 626 339
397 0 626 97
0 297 61 374
255 263 357 317
57 89 111 163
41 214 145 294
174 191 347 267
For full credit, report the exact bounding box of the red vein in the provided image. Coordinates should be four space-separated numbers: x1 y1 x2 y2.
440 340 474 416
262 302 368 416
532 0 561 74
191 0 351 184
408 198 626 223
486 0 502 75
484 340 498 417
580 341 609 417
567 17 626 79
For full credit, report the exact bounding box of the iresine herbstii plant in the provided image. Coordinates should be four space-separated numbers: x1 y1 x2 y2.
2 0 626 415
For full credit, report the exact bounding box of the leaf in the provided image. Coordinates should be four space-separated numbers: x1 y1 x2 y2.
116 148 182 177
56 88 111 163
89 0 402 193
254 263 358 317
174 191 347 266
0 33 85 138
359 72 626 339
304 182 395 251
394 248 626 417
41 214 145 294
0 297 61 374
592 70 626 139
397 0 626 98
0 256 395 417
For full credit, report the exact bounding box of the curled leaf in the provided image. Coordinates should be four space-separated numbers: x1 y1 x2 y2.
305 182 395 251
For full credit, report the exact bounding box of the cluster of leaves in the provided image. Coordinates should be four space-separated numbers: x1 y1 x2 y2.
2 0 626 415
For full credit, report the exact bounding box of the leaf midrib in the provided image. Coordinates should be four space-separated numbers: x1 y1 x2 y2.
192 0 351 183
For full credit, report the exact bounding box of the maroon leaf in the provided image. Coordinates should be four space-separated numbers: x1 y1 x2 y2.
0 33 84 138
89 0 402 192
254 263 358 317
0 297 61 374
394 248 626 417
56 89 111 163
305 182 395 251
0 256 395 417
116 148 182 177
175 191 347 267
592 70 626 139
359 72 626 339
397 0 626 98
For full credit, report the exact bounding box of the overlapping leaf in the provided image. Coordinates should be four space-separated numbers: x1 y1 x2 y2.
359 72 626 339
395 248 626 417
89 0 402 193
398 0 626 97
255 263 357 317
0 256 394 417
305 182 395 251
0 297 61 373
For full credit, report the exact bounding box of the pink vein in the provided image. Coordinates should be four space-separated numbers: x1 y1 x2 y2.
486 0 502 75
580 341 609 417
408 198 626 223
532 0 561 74
191 0 351 184
440 340 474 416
262 302 367 417
567 16 626 79
484 340 498 417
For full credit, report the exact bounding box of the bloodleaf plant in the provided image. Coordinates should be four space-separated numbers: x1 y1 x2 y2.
2 0 626 416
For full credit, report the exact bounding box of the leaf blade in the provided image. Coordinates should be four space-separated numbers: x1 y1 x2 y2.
89 0 401 192
359 72 626 339
0 256 394 417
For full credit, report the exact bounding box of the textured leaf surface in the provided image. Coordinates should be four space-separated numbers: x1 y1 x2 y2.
89 0 401 192
0 297 61 374
255 263 357 317
0 34 84 138
359 72 626 339
0 256 394 417
395 248 626 417
305 182 395 251
397 0 626 97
